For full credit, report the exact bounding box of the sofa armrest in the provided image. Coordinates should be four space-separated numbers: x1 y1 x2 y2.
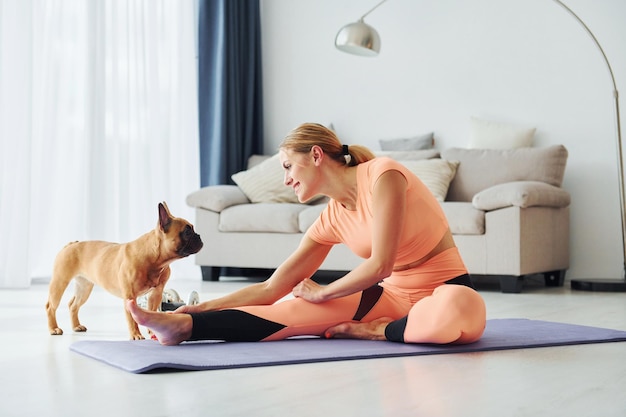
472 181 570 211
186 185 250 213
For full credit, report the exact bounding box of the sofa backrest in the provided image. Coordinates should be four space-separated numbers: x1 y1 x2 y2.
441 145 568 202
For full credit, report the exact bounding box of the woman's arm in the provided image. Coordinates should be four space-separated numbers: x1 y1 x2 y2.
175 236 332 313
293 170 407 303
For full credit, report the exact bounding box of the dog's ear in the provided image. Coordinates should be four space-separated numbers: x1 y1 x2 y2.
158 202 173 233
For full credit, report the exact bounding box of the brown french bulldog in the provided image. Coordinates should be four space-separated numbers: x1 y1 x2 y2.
46 202 203 340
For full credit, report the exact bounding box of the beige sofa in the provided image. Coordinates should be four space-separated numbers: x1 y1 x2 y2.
186 145 570 293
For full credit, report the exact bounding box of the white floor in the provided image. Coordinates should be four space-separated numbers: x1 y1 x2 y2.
1 276 626 417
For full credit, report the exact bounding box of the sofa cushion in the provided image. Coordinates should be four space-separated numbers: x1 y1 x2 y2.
379 132 434 151
219 203 307 233
247 154 272 169
298 203 330 232
299 198 484 235
468 116 536 149
219 199 487 235
440 202 485 235
375 149 440 160
398 159 460 202
232 154 301 204
472 181 571 210
234 154 326 205
186 185 249 212
441 145 568 202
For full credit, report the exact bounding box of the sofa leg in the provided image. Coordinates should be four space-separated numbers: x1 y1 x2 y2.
543 270 566 287
499 275 524 293
201 266 221 282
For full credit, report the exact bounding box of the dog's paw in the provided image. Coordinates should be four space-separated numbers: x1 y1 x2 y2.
130 333 145 341
73 325 87 332
49 328 64 336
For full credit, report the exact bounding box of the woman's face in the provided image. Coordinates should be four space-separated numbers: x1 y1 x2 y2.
279 148 321 203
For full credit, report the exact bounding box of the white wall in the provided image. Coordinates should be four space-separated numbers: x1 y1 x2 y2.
260 0 626 281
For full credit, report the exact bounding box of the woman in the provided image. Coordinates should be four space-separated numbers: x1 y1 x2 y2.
126 123 486 345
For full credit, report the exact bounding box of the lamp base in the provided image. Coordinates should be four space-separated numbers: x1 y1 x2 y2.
571 278 626 292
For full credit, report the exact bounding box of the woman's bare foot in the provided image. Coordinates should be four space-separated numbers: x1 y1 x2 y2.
324 317 394 341
126 299 193 346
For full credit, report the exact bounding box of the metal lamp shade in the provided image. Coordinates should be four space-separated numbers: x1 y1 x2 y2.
335 20 381 57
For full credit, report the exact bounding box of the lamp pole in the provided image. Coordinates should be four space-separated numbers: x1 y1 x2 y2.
358 0 389 21
553 0 626 291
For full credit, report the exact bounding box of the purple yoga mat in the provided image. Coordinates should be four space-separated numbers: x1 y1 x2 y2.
69 319 626 373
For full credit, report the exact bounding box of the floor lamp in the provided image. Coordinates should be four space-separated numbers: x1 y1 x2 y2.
553 0 626 292
335 0 626 291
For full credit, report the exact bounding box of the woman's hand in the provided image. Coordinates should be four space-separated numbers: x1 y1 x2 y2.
292 278 327 303
172 301 212 314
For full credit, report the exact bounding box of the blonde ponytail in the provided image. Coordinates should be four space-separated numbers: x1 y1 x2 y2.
279 123 375 166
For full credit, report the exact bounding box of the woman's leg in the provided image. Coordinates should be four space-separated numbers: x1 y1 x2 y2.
237 285 406 341
386 285 486 344
327 282 486 345
126 285 409 345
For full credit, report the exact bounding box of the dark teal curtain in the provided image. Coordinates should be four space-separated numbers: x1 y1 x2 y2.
198 0 263 186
